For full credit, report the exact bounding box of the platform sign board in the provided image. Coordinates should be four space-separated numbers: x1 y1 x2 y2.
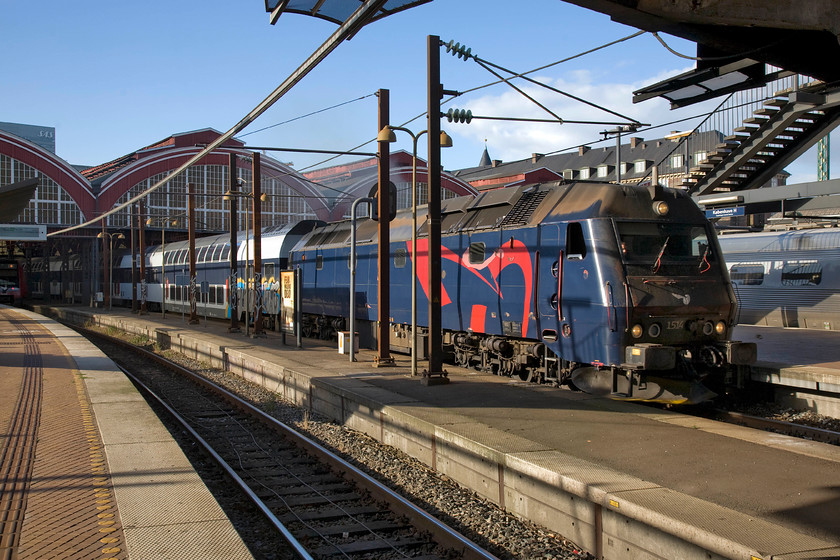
705 206 745 218
0 224 46 241
280 270 296 334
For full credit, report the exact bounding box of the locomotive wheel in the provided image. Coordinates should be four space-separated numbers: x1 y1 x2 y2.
517 367 535 382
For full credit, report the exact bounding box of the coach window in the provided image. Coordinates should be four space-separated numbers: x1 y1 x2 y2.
469 242 485 264
264 263 275 280
781 262 822 286
395 248 407 268
730 264 764 285
197 247 208 263
566 223 586 259
220 245 230 261
316 254 324 270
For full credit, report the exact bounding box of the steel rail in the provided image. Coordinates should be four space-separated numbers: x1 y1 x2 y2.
81 326 500 560
116 363 314 560
712 409 840 446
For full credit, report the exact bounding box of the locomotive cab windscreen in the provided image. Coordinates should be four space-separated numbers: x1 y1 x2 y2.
616 221 717 275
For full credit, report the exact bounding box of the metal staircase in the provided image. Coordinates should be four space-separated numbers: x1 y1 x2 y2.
684 87 840 196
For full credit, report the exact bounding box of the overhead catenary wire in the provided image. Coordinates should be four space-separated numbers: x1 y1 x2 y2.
297 30 649 172
47 0 390 238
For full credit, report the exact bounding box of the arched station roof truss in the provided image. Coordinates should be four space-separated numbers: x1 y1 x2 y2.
96 145 332 225
0 130 95 224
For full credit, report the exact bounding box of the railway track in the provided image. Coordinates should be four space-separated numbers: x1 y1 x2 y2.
707 409 840 446
81 326 501 560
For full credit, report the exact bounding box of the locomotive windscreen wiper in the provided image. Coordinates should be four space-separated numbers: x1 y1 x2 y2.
652 236 669 273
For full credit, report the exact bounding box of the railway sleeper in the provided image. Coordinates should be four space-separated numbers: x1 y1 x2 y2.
296 519 410 538
310 537 432 556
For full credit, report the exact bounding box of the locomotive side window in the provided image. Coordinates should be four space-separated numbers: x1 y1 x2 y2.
469 242 485 264
730 264 764 285
395 248 407 268
316 254 324 270
781 262 822 286
566 223 586 259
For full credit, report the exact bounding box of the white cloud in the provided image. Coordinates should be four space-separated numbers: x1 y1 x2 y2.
449 65 717 164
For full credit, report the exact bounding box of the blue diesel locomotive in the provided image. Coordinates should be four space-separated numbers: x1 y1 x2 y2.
289 180 756 404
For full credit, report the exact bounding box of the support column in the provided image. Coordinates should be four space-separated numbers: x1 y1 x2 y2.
425 35 447 383
228 153 241 333
131 206 138 312
188 182 199 324
101 220 109 308
376 88 394 366
252 152 265 337
139 202 147 314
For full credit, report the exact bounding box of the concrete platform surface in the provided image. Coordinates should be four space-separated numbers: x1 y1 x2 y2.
0 306 253 560
34 304 840 560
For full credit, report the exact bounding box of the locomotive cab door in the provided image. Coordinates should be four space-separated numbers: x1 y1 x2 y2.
556 221 613 366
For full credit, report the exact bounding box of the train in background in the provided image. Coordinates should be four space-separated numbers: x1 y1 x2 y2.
0 259 24 305
109 221 322 317
718 227 840 331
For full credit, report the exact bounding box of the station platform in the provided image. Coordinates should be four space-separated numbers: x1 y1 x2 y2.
0 306 253 560
26 304 840 560
734 324 840 416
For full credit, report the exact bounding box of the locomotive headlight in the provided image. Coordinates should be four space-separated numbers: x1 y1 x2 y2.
631 324 644 338
715 321 727 335
652 201 669 216
702 321 715 336
648 323 662 338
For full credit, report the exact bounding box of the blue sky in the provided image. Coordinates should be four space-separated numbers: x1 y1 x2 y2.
2 0 833 183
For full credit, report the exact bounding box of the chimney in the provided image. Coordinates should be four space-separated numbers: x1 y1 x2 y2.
492 159 503 167
531 153 543 163
630 137 643 148
578 146 590 156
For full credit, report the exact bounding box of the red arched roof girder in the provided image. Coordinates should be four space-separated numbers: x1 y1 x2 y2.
328 151 478 221
96 147 331 218
0 130 95 219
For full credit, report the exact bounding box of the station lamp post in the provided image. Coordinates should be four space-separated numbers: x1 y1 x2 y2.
97 231 124 310
376 125 453 376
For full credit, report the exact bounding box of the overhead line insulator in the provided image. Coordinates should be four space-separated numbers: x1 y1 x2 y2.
444 40 473 61
445 108 473 124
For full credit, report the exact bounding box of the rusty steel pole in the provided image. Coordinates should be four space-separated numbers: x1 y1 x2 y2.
228 153 241 333
252 152 264 337
101 219 109 309
131 205 138 313
139 201 147 314
375 89 394 366
425 35 448 383
188 182 199 324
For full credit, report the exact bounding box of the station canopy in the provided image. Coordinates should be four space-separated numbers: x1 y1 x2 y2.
0 178 38 223
264 0 432 26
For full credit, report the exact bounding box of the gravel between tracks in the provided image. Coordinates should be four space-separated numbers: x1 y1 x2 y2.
95 329 593 560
